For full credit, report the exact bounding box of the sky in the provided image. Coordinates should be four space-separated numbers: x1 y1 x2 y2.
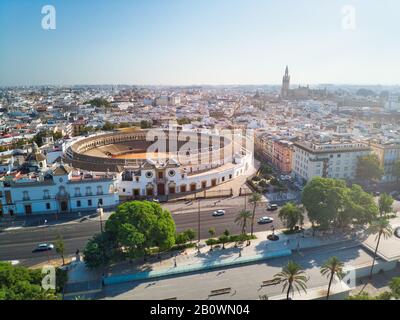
0 0 400 86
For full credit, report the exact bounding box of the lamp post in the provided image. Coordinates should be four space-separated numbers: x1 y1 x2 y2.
197 199 201 253
97 201 104 234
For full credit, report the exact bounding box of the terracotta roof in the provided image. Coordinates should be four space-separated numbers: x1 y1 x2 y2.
52 164 72 176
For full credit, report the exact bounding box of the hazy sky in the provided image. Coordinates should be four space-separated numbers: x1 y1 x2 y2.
1 0 399 86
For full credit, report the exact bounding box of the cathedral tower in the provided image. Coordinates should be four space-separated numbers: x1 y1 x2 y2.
281 65 290 98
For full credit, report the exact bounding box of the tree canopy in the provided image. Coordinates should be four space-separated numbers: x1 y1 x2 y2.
105 201 176 255
0 262 59 300
84 98 111 108
278 203 304 231
302 177 378 229
355 154 383 183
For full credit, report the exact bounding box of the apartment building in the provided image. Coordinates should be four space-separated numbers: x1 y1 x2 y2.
370 142 400 183
292 141 371 183
255 133 294 174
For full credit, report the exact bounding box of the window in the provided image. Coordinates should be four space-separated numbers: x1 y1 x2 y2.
77 200 81 207
86 186 92 196
75 187 81 197
46 203 51 210
88 199 92 206
43 190 50 199
123 188 126 192
23 191 29 201
97 186 103 195
145 171 153 178
98 198 103 206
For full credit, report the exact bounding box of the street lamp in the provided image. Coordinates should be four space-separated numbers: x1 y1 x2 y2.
97 201 104 233
197 199 201 253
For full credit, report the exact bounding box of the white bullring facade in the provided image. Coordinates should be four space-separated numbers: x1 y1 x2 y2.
65 129 254 199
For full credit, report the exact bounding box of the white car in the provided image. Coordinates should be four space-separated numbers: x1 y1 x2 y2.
33 243 54 252
212 209 226 217
258 217 274 224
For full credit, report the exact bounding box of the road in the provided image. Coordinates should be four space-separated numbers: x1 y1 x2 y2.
0 197 284 266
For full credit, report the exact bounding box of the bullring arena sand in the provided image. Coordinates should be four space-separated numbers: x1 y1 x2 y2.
111 152 172 159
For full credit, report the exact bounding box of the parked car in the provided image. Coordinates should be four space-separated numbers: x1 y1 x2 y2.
267 204 279 211
258 216 274 224
212 209 226 217
33 243 54 253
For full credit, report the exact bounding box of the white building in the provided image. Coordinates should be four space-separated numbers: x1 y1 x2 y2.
385 93 400 112
0 163 119 217
117 152 253 199
292 141 371 183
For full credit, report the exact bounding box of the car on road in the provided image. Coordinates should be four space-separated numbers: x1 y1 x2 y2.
374 191 381 197
267 204 279 211
33 243 54 253
212 209 226 217
258 216 274 224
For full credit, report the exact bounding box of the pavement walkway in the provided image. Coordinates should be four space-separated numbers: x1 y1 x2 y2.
63 226 364 300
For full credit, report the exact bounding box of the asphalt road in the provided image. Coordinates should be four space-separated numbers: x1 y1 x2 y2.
0 203 282 266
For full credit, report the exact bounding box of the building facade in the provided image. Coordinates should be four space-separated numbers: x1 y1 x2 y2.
255 134 293 174
292 141 371 184
371 142 400 183
0 163 119 217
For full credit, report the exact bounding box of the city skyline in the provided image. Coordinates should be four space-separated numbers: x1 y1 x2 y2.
1 0 400 86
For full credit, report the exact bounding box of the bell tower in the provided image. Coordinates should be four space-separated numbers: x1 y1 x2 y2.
281 65 290 98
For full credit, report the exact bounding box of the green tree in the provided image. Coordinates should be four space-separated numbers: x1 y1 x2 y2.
84 98 111 108
278 203 304 231
320 256 344 300
367 218 393 279
83 232 115 269
102 121 116 131
140 120 152 129
105 201 176 257
235 210 252 235
389 277 400 299
0 262 59 300
273 261 308 300
55 235 65 266
355 154 383 183
340 184 378 227
218 234 229 249
183 229 196 244
378 193 394 217
175 232 189 245
249 192 262 237
302 177 347 230
208 228 216 251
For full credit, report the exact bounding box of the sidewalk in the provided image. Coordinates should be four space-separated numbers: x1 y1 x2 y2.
101 228 362 285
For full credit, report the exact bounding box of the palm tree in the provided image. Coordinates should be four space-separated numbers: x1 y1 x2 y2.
235 210 252 235
320 256 344 300
273 260 308 300
249 192 262 237
55 235 65 265
367 218 393 279
208 228 216 251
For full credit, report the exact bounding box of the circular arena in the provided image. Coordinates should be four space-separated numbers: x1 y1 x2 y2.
64 130 237 173
63 129 254 198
